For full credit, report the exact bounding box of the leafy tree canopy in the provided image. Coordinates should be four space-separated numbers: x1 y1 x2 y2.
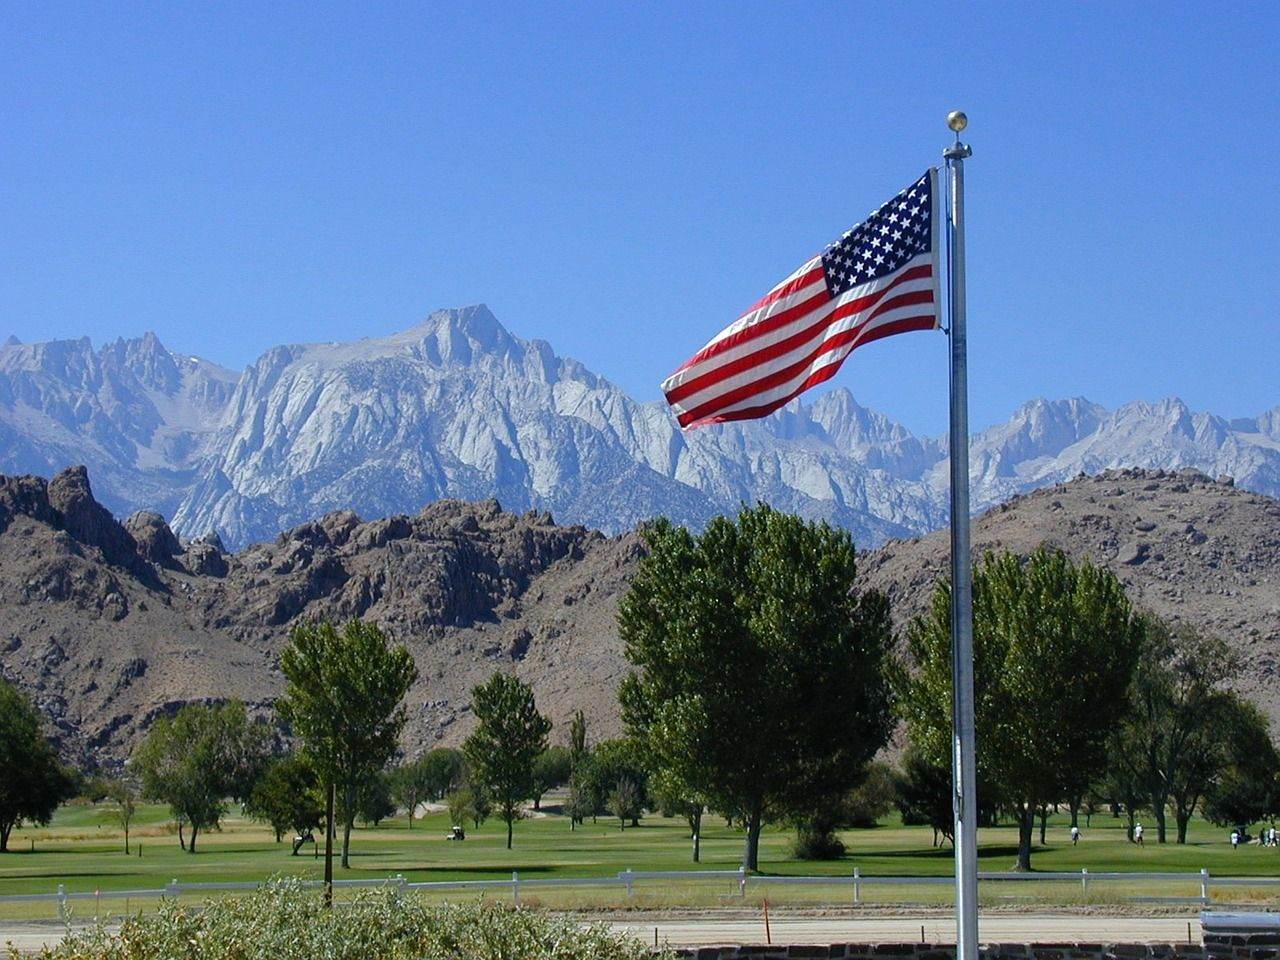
619 505 895 870
0 678 76 852
276 619 417 867
462 672 551 849
133 700 272 853
898 547 1143 870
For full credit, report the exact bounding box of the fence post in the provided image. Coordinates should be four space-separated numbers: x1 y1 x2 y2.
512 871 519 904
56 884 68 925
1081 868 1088 895
738 866 747 899
623 868 634 898
854 867 861 905
1200 868 1209 902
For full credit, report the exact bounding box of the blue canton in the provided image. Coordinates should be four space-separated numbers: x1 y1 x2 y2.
820 172 933 296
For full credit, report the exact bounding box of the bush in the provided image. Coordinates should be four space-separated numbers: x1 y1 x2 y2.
792 827 846 860
25 878 669 960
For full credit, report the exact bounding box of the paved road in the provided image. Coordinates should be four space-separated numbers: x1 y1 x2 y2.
611 915 1202 947
1 915 1201 954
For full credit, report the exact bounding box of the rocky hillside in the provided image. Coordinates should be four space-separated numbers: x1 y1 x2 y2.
862 467 1280 718
5 308 1279 551
0 466 639 768
2 464 1278 768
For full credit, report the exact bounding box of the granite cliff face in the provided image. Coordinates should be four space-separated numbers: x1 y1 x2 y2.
4 308 1280 552
0 333 236 520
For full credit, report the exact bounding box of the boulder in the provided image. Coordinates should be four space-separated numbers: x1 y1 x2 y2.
124 511 181 565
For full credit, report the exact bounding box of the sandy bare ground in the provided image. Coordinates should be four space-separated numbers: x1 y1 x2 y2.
612 914 1202 948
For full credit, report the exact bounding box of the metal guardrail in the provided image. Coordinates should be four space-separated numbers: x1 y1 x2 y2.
3 867 1278 920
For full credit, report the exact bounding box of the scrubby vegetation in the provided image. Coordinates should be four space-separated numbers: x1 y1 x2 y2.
17 879 667 960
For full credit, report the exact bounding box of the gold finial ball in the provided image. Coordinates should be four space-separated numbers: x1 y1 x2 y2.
947 110 968 133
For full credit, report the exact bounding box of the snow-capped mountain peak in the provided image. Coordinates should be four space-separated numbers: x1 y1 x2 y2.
3 309 1276 549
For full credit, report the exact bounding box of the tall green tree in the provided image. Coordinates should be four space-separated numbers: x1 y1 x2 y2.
899 547 1143 870
389 757 432 829
569 710 588 769
277 619 418 871
649 767 705 860
579 738 650 825
530 746 573 811
893 747 956 848
1203 702 1280 830
421 748 464 800
108 780 138 854
0 679 76 852
462 672 551 849
1114 620 1239 843
133 700 271 853
619 506 895 870
245 754 325 845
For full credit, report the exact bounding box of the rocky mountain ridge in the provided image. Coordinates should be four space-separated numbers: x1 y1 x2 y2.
1 464 1277 766
0 465 639 766
4 307 1279 551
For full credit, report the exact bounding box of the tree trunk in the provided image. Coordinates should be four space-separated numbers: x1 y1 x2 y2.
0 821 11 852
506 816 513 850
742 802 763 871
533 797 540 811
178 821 186 851
1039 807 1048 845
692 808 702 863
1175 809 1191 845
1154 804 1167 844
188 824 199 854
1015 805 1034 871
324 783 335 908
124 825 130 855
407 799 414 830
341 816 353 868
1125 808 1135 842
1069 800 1080 829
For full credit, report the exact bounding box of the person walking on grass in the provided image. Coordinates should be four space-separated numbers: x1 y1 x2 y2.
1134 822 1144 846
1070 825 1080 846
1231 829 1240 850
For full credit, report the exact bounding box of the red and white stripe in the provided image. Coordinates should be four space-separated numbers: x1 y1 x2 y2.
662 252 940 430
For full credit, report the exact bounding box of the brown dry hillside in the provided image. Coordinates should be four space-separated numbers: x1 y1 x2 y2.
2 464 1278 769
861 467 1280 718
0 466 639 768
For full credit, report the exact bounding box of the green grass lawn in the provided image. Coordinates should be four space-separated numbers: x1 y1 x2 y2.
2 802 1278 914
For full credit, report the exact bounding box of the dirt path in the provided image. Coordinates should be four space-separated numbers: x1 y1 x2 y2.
1 914 1202 954
612 915 1201 947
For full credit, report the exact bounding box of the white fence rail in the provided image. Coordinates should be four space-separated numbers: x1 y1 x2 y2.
4 868 1280 921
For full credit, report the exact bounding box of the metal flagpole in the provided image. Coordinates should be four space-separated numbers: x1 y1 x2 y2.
943 110 979 960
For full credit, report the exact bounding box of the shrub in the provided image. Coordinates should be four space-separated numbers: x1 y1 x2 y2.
791 827 846 861
24 878 669 960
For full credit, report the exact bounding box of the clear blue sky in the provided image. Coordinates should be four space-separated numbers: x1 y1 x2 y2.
2 2 1276 435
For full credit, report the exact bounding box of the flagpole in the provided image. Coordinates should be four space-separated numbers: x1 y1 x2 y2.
943 110 979 960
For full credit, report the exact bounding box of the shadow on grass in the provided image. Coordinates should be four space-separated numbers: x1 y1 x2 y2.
388 864 563 878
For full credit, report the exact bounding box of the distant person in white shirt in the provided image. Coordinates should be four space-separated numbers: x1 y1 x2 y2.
1134 822 1144 846
1231 830 1240 849
1070 825 1080 845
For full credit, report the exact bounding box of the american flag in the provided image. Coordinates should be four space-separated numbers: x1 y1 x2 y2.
662 170 941 430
